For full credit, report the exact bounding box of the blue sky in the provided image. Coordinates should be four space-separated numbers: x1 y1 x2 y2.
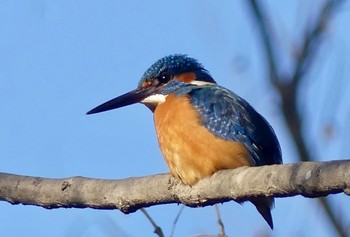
1 1 350 236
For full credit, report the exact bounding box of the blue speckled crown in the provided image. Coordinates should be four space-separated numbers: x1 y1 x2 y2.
138 54 215 87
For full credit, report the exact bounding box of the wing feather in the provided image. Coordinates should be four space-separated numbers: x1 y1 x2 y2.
189 85 282 166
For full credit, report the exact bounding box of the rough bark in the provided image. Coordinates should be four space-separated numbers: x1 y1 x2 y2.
1 160 349 212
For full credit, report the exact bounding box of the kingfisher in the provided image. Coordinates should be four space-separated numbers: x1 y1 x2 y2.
87 54 282 229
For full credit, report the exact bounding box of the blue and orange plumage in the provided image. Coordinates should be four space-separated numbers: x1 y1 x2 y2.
87 54 282 229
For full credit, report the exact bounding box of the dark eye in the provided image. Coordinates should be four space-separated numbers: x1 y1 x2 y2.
158 73 171 83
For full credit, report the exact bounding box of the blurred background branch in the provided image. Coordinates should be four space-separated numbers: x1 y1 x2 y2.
245 0 347 236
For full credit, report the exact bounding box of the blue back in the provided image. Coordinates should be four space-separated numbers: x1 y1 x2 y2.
187 85 282 166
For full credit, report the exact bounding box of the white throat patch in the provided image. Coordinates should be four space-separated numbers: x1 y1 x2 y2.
141 94 167 106
189 81 215 86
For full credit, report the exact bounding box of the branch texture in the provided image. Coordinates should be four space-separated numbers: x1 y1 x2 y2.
1 160 349 212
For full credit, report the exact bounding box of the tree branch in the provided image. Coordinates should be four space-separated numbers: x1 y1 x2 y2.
1 160 349 212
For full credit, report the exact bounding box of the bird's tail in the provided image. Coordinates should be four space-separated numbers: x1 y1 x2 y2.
251 197 274 229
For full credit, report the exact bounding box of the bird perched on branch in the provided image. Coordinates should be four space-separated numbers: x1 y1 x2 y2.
87 54 282 229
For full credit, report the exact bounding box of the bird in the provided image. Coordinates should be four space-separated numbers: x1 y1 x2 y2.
87 54 282 229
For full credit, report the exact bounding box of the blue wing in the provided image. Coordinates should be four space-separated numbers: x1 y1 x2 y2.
188 85 282 166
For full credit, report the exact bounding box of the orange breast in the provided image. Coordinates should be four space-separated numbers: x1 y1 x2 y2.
154 94 254 185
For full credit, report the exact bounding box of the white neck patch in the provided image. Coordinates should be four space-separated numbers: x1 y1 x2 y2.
141 94 167 105
189 81 215 86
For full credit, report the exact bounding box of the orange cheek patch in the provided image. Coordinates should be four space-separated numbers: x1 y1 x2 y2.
141 80 153 88
174 72 197 83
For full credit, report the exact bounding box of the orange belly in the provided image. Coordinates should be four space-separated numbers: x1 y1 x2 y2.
154 94 254 185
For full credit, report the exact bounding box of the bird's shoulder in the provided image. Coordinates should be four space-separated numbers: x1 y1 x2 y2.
187 85 254 140
182 84 281 165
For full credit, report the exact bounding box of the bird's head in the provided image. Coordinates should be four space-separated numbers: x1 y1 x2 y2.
87 54 216 114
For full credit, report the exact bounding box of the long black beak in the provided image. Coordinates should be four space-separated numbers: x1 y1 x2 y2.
86 87 156 115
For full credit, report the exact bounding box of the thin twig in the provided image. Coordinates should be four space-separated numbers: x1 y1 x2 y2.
141 208 165 237
214 205 227 237
170 205 185 237
246 0 280 85
291 0 343 88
